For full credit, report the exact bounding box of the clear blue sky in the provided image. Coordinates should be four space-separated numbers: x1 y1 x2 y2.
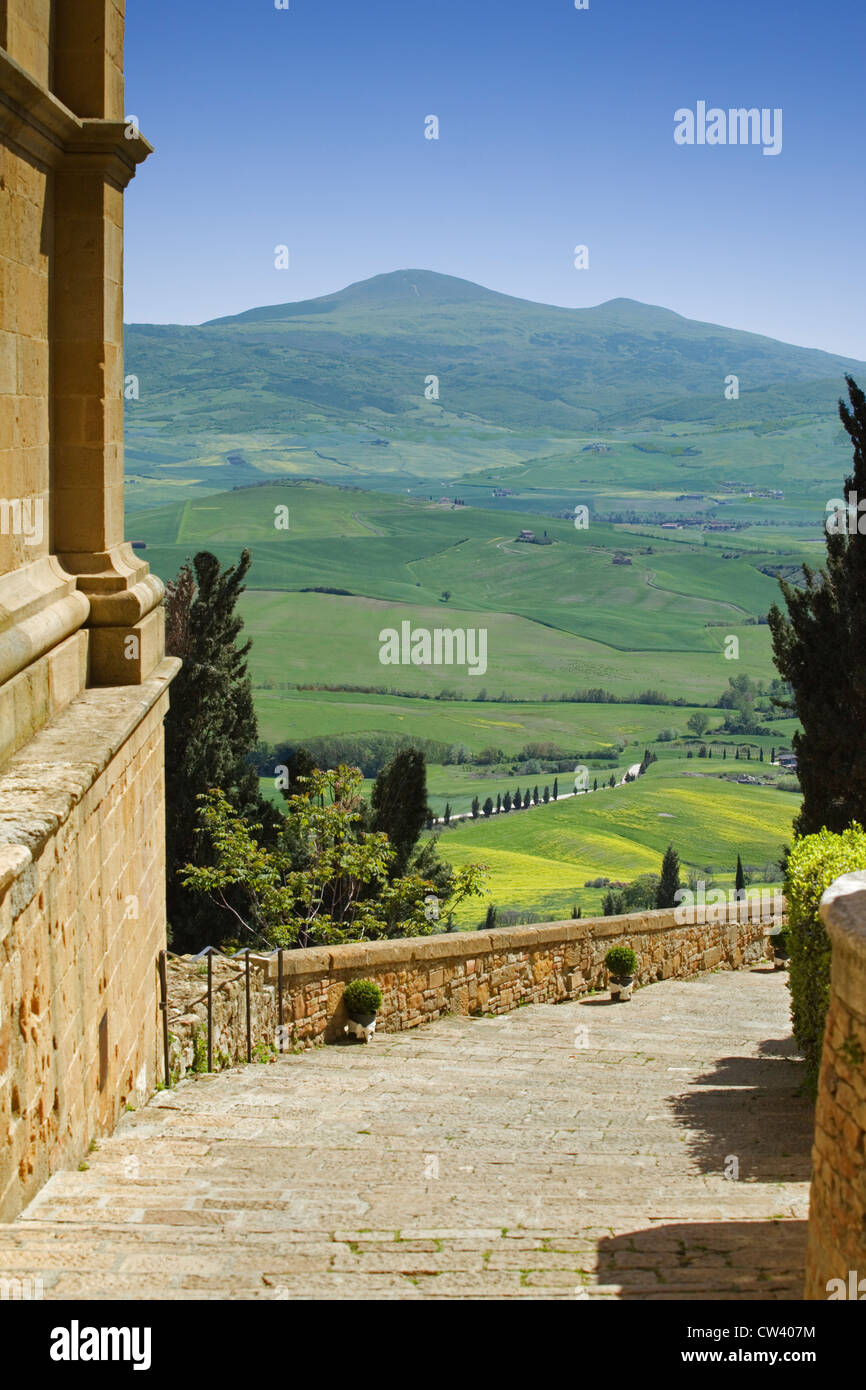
125 0 866 359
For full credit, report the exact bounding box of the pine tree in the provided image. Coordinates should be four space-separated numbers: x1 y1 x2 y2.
552 777 559 801
164 550 276 951
735 853 746 901
371 747 429 874
768 379 866 833
656 844 681 909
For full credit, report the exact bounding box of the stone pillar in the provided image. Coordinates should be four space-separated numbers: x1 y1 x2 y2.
804 871 866 1299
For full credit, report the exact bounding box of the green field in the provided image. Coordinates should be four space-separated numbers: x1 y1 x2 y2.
127 331 820 926
435 760 797 926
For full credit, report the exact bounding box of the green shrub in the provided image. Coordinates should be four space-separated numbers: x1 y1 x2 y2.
342 979 383 1017
785 824 866 1094
605 946 637 978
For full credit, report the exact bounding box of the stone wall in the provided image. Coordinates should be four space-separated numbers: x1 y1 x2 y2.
0 664 177 1221
805 871 866 1299
165 898 779 1078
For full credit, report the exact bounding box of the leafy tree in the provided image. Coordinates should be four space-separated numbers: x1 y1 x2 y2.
769 381 866 834
370 747 430 874
656 844 681 909
719 674 762 734
482 797 494 818
164 550 277 951
687 711 710 737
182 769 486 947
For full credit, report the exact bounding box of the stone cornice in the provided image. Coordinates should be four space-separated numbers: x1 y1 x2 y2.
0 657 181 922
0 47 151 184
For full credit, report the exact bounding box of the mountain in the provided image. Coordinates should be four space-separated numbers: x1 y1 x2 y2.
125 269 865 436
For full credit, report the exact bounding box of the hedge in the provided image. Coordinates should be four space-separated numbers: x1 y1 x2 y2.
785 823 866 1094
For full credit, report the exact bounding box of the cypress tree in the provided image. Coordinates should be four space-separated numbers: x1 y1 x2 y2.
735 854 746 900
503 791 512 813
533 785 539 804
543 785 550 803
553 777 559 801
483 797 493 818
471 796 480 819
164 550 276 951
769 377 866 835
496 793 502 814
443 802 452 826
371 747 429 873
656 844 681 909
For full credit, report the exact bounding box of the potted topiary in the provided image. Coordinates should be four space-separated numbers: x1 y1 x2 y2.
605 945 637 1002
769 925 791 971
342 978 383 1043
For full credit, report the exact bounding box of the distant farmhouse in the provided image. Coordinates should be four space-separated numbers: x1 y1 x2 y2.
516 529 552 545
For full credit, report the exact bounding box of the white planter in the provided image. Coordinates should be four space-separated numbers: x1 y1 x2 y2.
344 1014 377 1044
609 976 634 1002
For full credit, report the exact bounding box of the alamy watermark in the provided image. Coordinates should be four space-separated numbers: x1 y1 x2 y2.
826 493 866 535
674 882 783 925
379 622 488 677
0 498 43 546
674 103 782 157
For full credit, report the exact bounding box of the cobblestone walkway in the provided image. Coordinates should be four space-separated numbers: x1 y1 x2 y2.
0 967 813 1300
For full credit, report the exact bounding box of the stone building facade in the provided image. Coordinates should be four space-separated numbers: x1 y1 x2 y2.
0 1 177 1220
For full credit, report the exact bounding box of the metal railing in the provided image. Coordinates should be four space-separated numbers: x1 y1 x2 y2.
158 947 287 1087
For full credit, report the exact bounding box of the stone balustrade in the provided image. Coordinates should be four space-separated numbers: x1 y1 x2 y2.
164 896 781 1077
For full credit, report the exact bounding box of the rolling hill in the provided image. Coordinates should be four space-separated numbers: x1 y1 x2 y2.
123 270 864 509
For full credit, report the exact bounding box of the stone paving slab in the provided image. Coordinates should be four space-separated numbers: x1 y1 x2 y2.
0 967 813 1299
